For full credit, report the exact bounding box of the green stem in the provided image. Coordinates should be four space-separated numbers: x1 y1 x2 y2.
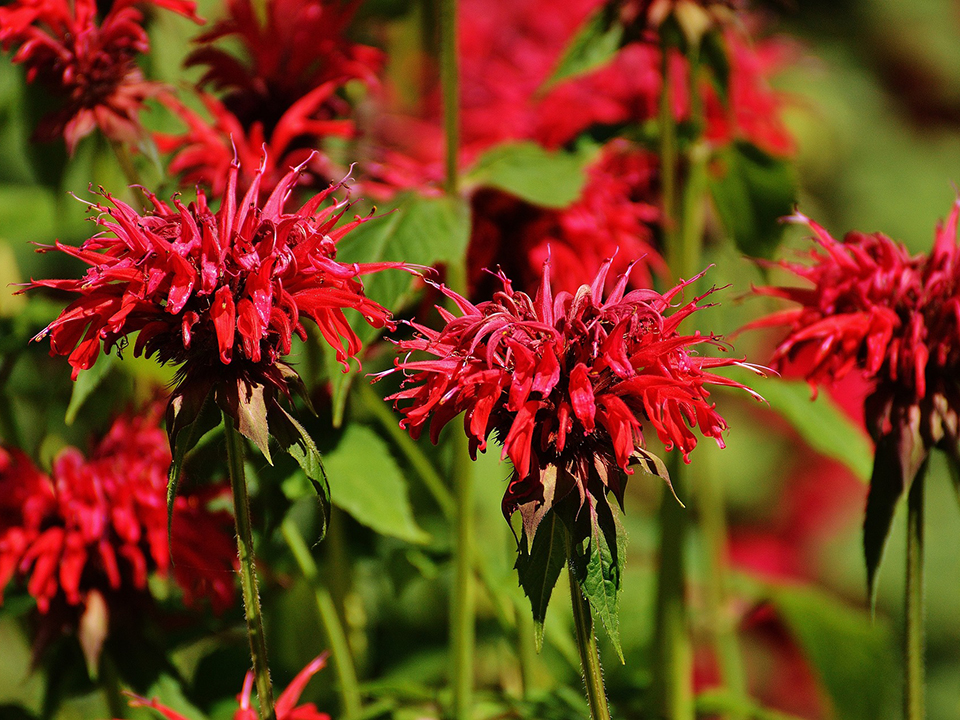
698 471 747 719
516 603 537 698
659 45 679 259
905 467 926 720
0 352 23 447
223 410 275 720
281 519 363 720
568 558 612 720
653 458 694 720
100 652 126 719
438 0 459 195
449 429 475 720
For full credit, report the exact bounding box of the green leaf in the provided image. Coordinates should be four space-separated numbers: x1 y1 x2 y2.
708 141 797 259
327 194 471 425
64 354 116 425
270 403 330 541
465 141 589 209
696 689 808 720
165 388 219 546
769 584 897 720
515 510 568 651
316 424 429 544
732 375 873 482
570 500 626 661
700 29 731 105
543 8 624 89
863 409 926 607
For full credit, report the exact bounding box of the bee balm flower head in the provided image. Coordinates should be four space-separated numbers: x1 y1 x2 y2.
383 257 761 540
27 152 410 452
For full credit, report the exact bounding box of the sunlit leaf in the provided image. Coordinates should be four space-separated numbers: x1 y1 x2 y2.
466 141 588 209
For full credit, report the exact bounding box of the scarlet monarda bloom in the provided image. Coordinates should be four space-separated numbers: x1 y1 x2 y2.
0 0 201 153
0 405 236 621
383 258 760 540
747 202 960 591
125 654 331 720
27 153 407 454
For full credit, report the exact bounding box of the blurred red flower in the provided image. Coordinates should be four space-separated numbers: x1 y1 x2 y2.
27 154 407 433
383 258 761 534
469 141 666 298
0 404 235 617
160 0 381 197
0 0 201 153
126 653 331 720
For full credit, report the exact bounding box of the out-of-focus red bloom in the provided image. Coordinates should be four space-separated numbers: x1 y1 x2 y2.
0 0 201 153
27 153 407 433
469 142 665 298
746 208 958 407
362 0 793 200
185 0 381 133
155 89 348 199
126 653 331 720
161 0 381 198
0 404 235 617
383 258 761 533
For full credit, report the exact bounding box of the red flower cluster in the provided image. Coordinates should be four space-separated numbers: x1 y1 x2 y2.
29 155 402 400
469 142 665 297
126 654 331 720
749 202 960 464
159 0 382 197
748 209 957 408
0 0 201 153
0 404 236 617
383 258 760 534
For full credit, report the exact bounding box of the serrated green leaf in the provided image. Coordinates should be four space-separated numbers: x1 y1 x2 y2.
709 141 797 259
64 354 115 425
864 413 927 608
166 389 218 547
516 510 568 651
326 195 471 426
543 7 624 89
465 141 588 209
269 404 330 541
570 500 625 661
316 424 429 544
770 584 897 720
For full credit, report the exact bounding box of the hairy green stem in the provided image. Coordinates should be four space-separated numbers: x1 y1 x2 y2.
905 468 926 720
449 429 475 720
439 0 459 195
281 519 362 720
568 560 612 720
653 460 694 720
223 411 275 720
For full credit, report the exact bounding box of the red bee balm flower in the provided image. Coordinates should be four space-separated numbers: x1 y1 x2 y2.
0 0 202 153
28 153 409 455
125 653 331 720
384 258 761 539
747 202 960 592
0 404 236 619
